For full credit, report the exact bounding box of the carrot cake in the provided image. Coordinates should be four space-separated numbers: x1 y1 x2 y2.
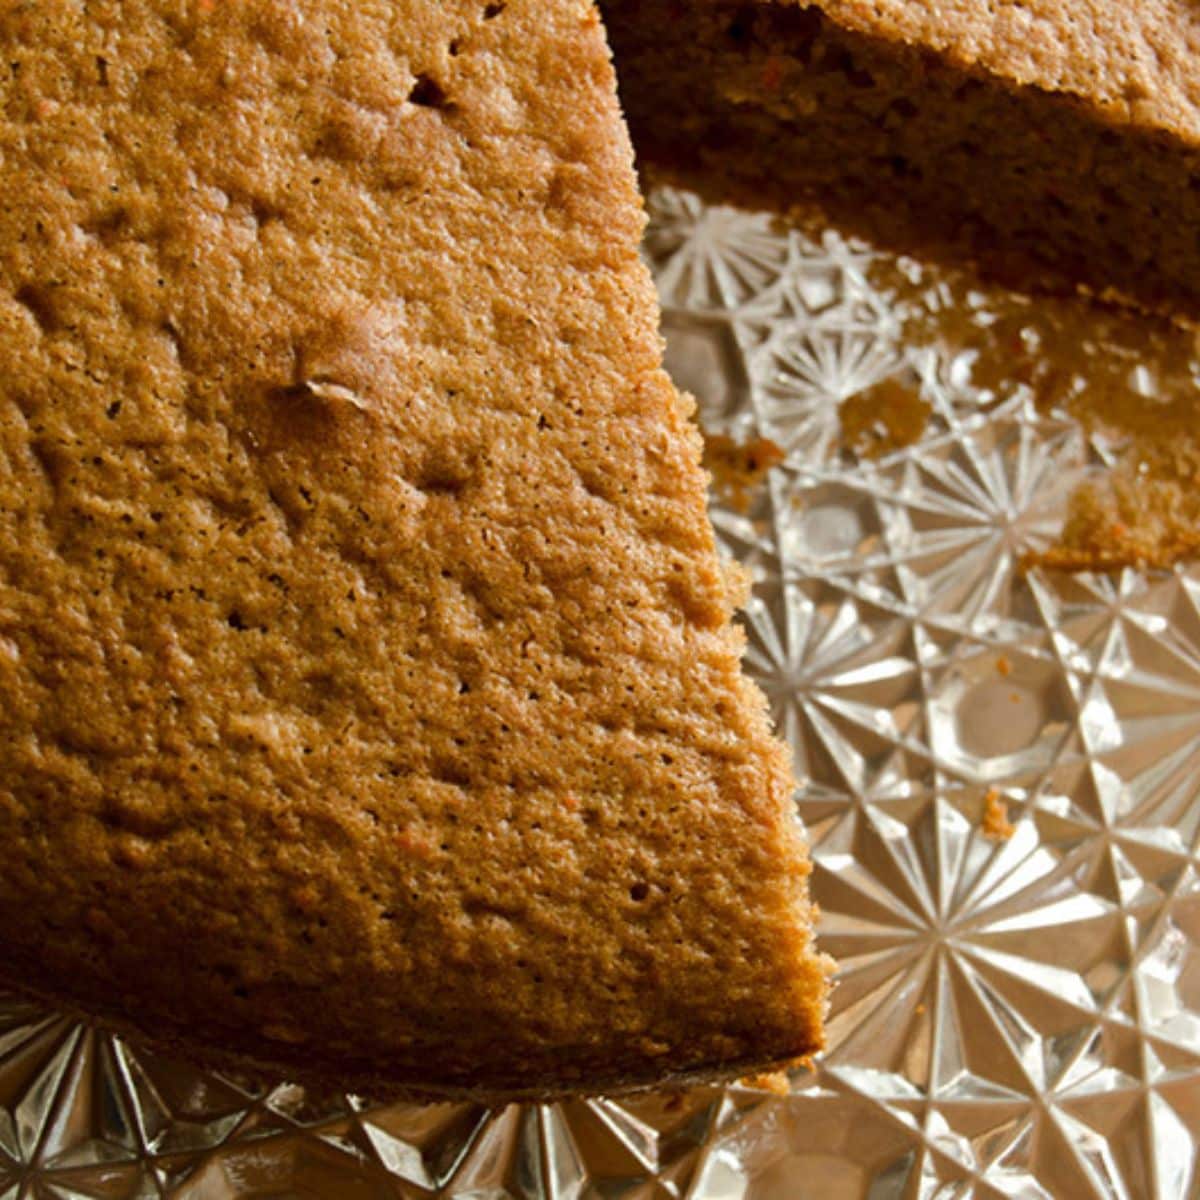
603 0 1200 320
0 0 830 1100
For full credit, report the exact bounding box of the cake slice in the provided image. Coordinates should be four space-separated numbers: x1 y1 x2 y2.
0 0 828 1099
603 0 1200 320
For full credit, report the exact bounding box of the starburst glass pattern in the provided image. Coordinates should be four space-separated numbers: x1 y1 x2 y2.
3 188 1200 1198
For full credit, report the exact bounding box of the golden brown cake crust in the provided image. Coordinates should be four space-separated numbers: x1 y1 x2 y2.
0 0 828 1098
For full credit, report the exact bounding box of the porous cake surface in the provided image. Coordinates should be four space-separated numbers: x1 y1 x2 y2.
0 0 827 1099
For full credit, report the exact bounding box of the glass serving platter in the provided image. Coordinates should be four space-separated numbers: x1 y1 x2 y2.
1 188 1198 1200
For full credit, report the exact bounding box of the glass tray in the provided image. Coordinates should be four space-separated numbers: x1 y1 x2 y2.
2 188 1198 1199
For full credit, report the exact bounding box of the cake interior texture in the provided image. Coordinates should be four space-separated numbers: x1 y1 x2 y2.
602 0 1200 321
0 0 828 1100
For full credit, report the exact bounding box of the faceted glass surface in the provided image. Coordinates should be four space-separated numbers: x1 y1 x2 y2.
3 190 1198 1199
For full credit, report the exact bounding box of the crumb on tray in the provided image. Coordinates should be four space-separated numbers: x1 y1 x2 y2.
838 377 931 459
981 789 1016 841
738 1070 791 1095
702 431 786 511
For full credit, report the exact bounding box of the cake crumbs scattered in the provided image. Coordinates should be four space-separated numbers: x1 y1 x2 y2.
874 254 1200 572
838 377 932 459
981 790 1016 841
996 656 1012 677
702 431 786 511
1023 460 1200 573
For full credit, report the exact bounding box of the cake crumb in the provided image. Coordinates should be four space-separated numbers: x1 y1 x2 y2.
1023 457 1200 573
739 1070 790 1095
702 432 786 511
996 656 1012 677
981 790 1016 841
838 378 931 459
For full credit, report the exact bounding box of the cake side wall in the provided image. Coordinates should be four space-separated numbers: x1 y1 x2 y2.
808 0 1200 143
605 0 1200 321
